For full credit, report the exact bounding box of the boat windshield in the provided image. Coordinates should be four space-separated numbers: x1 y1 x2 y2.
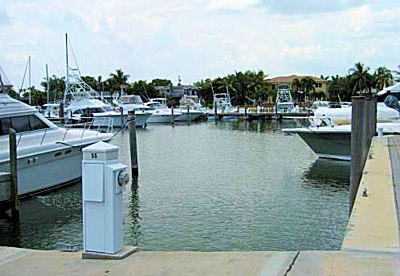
0 115 50 135
119 96 143 104
102 106 113 112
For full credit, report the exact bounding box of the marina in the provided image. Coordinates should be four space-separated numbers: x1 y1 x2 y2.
0 121 350 251
1 0 400 273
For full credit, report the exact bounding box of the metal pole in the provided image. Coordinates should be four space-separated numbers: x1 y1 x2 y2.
64 33 69 107
28 56 31 105
349 96 365 213
9 128 20 222
128 111 138 176
46 64 49 104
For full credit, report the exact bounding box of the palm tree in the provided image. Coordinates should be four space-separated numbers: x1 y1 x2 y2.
373 67 393 91
393 65 400 83
291 78 303 102
108 69 130 96
348 62 373 94
301 77 316 102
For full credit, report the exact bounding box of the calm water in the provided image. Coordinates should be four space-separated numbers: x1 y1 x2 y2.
0 120 350 251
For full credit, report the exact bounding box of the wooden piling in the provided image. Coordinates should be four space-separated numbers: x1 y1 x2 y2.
128 111 139 176
59 102 64 124
120 107 124 128
171 106 175 125
214 104 218 123
187 105 190 125
9 128 20 222
349 96 365 213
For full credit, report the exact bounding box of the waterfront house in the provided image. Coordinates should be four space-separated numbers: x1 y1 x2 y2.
155 83 198 98
268 75 329 102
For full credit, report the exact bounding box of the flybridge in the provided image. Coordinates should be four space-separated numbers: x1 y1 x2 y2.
63 34 105 107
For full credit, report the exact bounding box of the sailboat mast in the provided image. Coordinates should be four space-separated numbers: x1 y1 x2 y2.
28 56 31 105
64 33 69 105
46 64 49 104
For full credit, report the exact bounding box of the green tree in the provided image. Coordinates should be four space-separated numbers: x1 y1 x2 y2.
393 65 400 83
328 75 352 101
107 69 130 96
41 75 65 102
301 77 316 101
348 62 373 94
373 67 393 91
291 78 303 102
151 78 172 87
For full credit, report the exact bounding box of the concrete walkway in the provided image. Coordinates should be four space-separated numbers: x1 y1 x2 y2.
1 137 400 275
0 247 399 275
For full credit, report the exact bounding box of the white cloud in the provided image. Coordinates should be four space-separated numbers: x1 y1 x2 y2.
208 0 261 11
0 0 399 88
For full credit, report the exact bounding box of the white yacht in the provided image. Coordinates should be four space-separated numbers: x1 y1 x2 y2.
313 102 399 125
283 116 400 161
175 95 204 122
113 95 153 126
144 98 181 123
0 93 113 196
42 103 60 121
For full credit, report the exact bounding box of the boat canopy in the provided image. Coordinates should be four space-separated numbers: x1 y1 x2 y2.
377 83 400 96
0 93 37 118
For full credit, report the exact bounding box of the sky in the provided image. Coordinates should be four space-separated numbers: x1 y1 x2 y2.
0 0 399 89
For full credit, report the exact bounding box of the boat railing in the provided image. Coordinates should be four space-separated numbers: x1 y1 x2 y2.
15 117 114 148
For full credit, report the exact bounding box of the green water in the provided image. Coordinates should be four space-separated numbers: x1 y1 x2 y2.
0 121 349 251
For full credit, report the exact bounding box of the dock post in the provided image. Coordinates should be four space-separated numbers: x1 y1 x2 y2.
128 111 138 176
59 102 64 124
171 106 175 125
214 104 218 123
120 107 124 128
9 128 20 222
349 96 365 212
187 105 190 125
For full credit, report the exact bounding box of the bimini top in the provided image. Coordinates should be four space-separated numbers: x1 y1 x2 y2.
0 93 37 118
377 82 400 96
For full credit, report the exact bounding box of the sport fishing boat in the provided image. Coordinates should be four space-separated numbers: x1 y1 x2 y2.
144 98 181 123
0 93 113 196
62 34 151 128
42 103 61 121
176 95 204 122
282 116 400 161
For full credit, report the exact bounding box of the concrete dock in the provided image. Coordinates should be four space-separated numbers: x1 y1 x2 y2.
1 136 400 275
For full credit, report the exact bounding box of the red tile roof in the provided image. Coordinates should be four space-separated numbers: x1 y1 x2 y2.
267 75 328 83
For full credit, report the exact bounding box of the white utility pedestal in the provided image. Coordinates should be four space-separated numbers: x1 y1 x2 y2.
81 141 136 259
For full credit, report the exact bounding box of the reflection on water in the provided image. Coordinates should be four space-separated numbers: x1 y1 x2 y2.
0 121 349 251
302 158 350 192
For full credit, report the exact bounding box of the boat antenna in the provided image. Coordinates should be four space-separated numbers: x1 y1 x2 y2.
68 39 81 77
46 64 50 104
141 83 150 102
210 82 215 96
0 71 4 93
19 57 29 96
28 56 31 105
64 33 68 105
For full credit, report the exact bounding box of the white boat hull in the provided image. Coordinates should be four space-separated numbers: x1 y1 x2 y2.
175 111 203 122
93 112 152 128
147 113 180 123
